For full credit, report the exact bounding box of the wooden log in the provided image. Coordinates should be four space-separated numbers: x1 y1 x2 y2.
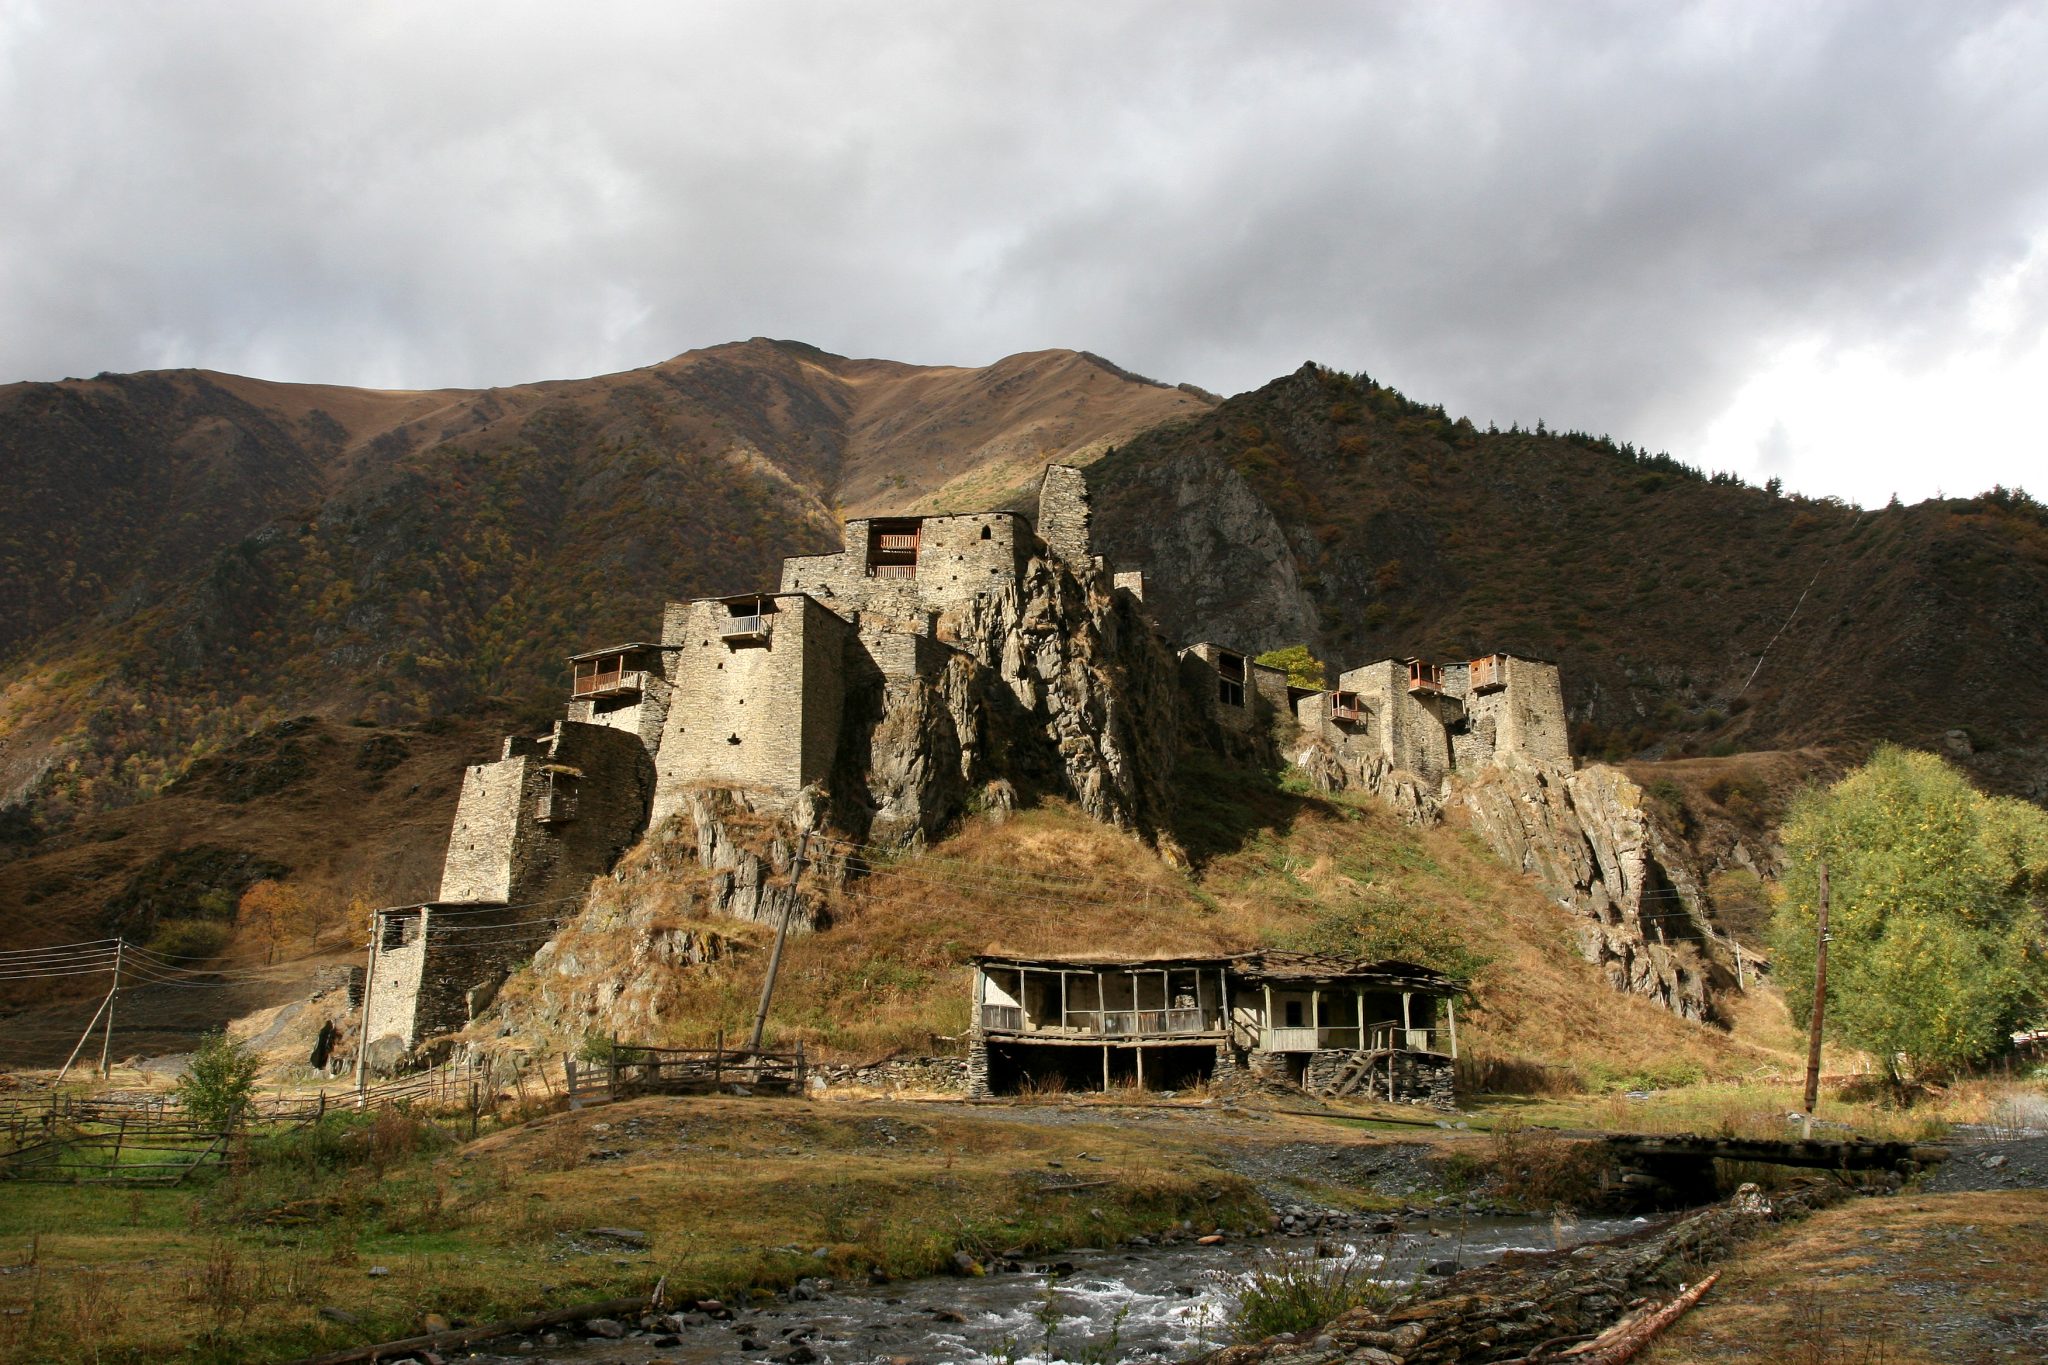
1555 1270 1719 1363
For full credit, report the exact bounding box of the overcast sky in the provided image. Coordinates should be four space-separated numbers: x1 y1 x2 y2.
2 2 2043 506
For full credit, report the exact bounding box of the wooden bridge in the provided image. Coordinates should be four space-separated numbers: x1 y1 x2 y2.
1602 1132 1949 1207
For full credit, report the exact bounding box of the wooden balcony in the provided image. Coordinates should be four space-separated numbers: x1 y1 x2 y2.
1469 654 1506 693
1330 692 1368 725
868 564 917 580
980 1004 1219 1038
875 532 920 552
571 667 647 700
720 614 772 642
1406 661 1443 695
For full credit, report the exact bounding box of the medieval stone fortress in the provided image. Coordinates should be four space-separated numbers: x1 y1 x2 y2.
364 466 1573 1101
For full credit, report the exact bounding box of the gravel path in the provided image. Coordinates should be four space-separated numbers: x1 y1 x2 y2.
1917 1133 2048 1194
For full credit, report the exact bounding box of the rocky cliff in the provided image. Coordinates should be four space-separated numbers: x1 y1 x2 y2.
837 546 1184 855
1449 764 1728 1022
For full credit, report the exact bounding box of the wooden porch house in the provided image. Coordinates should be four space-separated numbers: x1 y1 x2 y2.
969 951 1463 1104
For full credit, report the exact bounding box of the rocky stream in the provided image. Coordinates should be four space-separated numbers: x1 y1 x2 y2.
445 1212 1646 1365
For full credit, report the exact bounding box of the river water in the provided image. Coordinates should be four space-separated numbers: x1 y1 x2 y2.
480 1212 1647 1365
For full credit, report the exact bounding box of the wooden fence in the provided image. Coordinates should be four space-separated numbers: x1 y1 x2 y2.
595 1036 808 1098
0 1045 802 1182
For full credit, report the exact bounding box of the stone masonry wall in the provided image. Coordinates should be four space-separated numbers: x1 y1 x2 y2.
566 669 673 755
1497 655 1569 768
778 513 1030 621
812 1054 969 1094
438 748 530 903
1036 463 1093 568
407 906 559 1056
442 726 641 907
501 721 653 910
650 594 849 822
1302 1048 1455 1108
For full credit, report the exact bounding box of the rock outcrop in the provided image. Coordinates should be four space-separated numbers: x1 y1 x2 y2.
473 794 832 1052
1449 764 1727 1022
842 547 1184 854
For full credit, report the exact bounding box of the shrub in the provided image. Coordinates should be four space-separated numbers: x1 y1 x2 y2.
146 918 231 961
1223 1246 1406 1342
175 1031 260 1131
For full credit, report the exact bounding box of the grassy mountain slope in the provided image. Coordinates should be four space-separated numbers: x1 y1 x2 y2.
1086 363 2048 799
0 342 1205 824
510 781 1785 1089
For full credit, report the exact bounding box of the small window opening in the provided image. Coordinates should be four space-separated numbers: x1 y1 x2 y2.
381 912 421 950
980 526 992 540
1217 652 1247 708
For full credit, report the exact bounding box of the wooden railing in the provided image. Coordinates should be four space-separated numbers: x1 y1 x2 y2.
868 564 917 579
571 668 647 699
720 615 771 640
875 532 919 551
1369 1020 1443 1053
982 1006 1216 1037
604 1039 807 1096
1330 695 1367 723
1260 1026 1319 1052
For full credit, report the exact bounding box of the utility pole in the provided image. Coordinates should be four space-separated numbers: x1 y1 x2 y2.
354 913 382 1102
747 833 810 1054
1801 861 1831 1137
98 940 124 1078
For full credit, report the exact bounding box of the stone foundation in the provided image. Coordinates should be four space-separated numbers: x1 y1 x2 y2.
814 1054 970 1095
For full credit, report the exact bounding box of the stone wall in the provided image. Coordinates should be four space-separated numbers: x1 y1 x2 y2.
1036 463 1093 568
438 744 530 903
778 513 1032 621
1340 660 1452 785
650 594 850 823
566 669 674 755
1302 1047 1456 1108
1181 643 1260 736
436 720 652 909
1497 655 1569 767
813 1054 969 1094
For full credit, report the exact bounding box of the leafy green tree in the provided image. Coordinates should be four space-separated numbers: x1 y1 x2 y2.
1254 644 1329 691
1770 747 2048 1088
175 1030 261 1131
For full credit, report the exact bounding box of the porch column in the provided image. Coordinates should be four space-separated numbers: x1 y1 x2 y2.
1447 997 1458 1059
1059 972 1069 1030
1311 988 1321 1047
1262 983 1272 1048
1135 1045 1145 1090
1356 988 1365 1049
1402 991 1412 1033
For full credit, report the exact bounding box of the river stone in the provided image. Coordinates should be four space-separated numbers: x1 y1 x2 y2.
583 1318 627 1338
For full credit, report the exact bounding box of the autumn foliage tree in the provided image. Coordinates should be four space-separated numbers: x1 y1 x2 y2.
1254 644 1329 691
238 879 317 961
1771 746 2048 1089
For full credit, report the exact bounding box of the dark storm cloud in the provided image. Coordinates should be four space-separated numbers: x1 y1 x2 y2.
1 1 2043 499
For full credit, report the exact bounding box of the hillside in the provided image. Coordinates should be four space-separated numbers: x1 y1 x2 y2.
1085 363 2048 802
0 341 1207 825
